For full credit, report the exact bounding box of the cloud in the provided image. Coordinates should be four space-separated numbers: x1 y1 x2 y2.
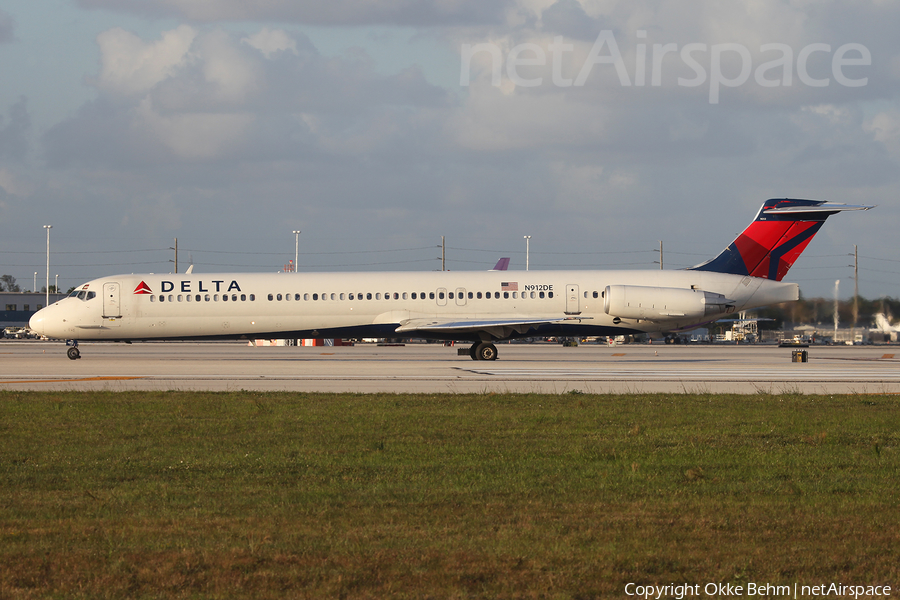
0 9 14 44
95 25 197 96
77 0 513 26
241 28 298 58
0 97 30 161
44 26 452 168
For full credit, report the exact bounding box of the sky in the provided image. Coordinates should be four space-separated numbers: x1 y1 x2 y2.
0 0 898 300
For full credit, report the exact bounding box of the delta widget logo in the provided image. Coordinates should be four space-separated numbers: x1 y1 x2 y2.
133 281 152 294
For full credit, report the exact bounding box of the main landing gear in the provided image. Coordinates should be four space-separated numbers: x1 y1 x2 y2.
469 342 498 361
66 340 81 360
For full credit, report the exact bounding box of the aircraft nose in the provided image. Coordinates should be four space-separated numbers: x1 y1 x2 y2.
29 308 46 336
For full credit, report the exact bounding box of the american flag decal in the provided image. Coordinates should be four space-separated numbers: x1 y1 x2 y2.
501 282 518 291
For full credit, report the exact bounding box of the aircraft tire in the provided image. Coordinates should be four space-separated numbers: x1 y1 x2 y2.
67 347 81 360
475 342 498 361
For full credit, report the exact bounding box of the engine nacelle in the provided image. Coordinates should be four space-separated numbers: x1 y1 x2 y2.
604 285 734 320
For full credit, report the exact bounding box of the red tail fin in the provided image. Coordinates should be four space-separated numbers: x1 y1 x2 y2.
690 199 872 281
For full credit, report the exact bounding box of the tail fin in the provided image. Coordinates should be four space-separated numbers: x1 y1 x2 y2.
490 257 510 271
689 199 872 281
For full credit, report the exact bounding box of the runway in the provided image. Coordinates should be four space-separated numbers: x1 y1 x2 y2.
2 340 899 393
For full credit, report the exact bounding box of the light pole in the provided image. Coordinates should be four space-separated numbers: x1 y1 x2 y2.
293 231 301 273
55 274 59 295
523 236 531 271
34 272 37 292
43 225 52 305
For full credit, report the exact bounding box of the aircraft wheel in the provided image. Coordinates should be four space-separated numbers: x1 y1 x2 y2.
469 345 478 360
67 347 81 360
475 342 498 361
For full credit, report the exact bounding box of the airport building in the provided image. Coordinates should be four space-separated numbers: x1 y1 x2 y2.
1 292 66 330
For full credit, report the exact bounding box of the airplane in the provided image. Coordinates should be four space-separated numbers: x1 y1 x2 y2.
29 198 872 361
872 313 899 341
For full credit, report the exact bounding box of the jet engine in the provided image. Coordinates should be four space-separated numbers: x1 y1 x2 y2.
604 285 734 320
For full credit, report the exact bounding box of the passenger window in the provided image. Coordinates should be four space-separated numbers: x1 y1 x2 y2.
232 294 238 301
277 294 283 301
402 292 407 300
411 292 417 300
159 295 165 302
249 294 255 301
367 293 372 300
539 292 545 299
477 292 482 299
349 293 354 300
222 294 229 301
548 292 553 298
393 292 399 300
593 291 599 299
268 294 274 301
312 293 318 300
178 295 183 302
468 292 473 299
196 294 201 302
448 292 454 300
503 292 509 299
438 292 444 300
331 293 336 301
429 292 435 300
243 294 248 301
213 294 219 301
186 295 192 302
340 293 345 300
150 295 155 302
205 294 211 302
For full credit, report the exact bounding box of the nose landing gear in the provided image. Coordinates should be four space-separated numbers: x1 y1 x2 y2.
66 341 81 360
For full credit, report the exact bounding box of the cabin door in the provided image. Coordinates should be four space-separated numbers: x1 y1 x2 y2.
565 284 581 315
102 282 122 321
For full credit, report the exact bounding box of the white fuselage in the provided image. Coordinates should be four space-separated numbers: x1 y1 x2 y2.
30 269 798 342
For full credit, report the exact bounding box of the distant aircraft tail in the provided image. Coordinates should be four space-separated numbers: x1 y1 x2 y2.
689 199 872 281
490 257 510 271
874 313 897 333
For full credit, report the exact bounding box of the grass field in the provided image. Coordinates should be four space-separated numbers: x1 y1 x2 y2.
1 391 898 599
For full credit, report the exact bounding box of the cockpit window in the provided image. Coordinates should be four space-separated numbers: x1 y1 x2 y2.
71 290 96 301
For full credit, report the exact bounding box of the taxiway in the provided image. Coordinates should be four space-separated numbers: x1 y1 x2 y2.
2 341 899 393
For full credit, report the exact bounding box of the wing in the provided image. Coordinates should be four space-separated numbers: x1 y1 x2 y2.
395 316 590 340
